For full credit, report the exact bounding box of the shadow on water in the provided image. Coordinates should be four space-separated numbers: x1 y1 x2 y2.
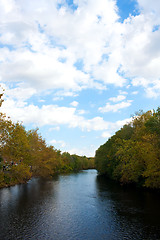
96 175 160 240
0 170 160 240
0 176 60 240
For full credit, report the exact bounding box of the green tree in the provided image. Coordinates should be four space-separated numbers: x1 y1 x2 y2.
95 108 160 189
2 123 31 164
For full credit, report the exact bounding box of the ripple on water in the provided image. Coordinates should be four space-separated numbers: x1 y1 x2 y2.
0 170 160 240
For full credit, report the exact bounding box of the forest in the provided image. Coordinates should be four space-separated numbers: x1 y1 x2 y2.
1 84 160 190
95 108 160 189
0 89 94 188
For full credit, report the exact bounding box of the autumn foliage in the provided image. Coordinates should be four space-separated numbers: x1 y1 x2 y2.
95 109 160 189
0 88 94 188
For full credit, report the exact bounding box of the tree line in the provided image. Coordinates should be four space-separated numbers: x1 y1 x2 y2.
0 89 94 188
95 109 160 189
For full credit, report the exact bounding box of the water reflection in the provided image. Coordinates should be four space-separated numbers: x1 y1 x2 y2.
96 175 160 239
0 177 60 240
0 170 160 240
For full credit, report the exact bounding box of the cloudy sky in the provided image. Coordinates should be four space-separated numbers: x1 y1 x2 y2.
0 0 160 156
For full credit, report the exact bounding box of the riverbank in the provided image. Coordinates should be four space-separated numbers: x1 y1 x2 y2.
0 169 31 189
97 173 160 194
0 167 96 189
95 108 160 190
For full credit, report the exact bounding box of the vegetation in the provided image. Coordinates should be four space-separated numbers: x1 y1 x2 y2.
95 109 160 189
0 88 95 188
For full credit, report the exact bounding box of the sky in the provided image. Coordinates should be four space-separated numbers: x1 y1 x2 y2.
0 0 160 157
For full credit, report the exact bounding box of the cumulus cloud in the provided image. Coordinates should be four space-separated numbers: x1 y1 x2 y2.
4 85 37 102
109 95 126 102
0 0 121 93
1 0 160 156
70 101 79 107
53 90 78 101
68 145 96 157
0 0 160 97
49 126 60 131
131 91 138 95
119 90 128 95
119 11 160 97
50 139 66 148
137 0 160 17
0 49 90 91
101 132 111 139
1 101 78 126
1 93 131 133
99 100 132 113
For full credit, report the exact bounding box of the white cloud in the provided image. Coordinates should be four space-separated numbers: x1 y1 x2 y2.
50 139 66 148
119 11 160 97
92 59 127 87
5 85 37 102
144 80 160 98
109 95 126 102
1 0 160 157
0 49 90 91
112 118 131 130
101 132 111 139
137 0 160 17
77 110 86 115
119 90 128 95
68 145 96 157
53 90 78 101
0 0 124 93
1 93 131 133
0 0 159 97
1 98 77 126
99 100 132 113
49 126 60 132
70 101 79 107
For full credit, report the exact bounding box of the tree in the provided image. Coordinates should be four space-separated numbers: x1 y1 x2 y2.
2 123 31 164
95 108 160 189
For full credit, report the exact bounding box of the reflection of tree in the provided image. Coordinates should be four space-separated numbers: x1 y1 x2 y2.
0 176 59 240
96 175 160 240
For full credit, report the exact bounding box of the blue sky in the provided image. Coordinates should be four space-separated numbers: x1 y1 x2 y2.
0 0 160 156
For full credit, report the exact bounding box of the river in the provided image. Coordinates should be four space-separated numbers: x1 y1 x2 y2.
0 169 160 240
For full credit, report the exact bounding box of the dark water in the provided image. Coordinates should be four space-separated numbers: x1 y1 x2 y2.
0 170 160 240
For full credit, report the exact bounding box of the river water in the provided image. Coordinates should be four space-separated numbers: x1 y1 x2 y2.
0 169 160 240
